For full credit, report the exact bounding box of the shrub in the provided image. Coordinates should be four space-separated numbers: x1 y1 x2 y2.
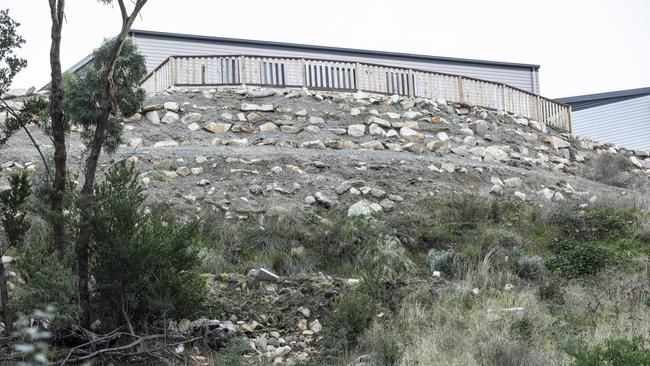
91 161 207 328
515 255 546 281
567 337 650 365
0 170 31 247
426 249 462 278
546 240 611 278
583 208 635 241
14 231 78 330
212 337 250 366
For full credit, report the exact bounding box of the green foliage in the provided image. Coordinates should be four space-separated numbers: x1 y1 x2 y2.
13 231 78 330
64 37 146 153
0 170 31 247
426 249 462 278
212 337 250 366
546 240 612 278
583 208 635 241
567 337 650 366
0 97 50 144
91 161 207 327
0 9 26 95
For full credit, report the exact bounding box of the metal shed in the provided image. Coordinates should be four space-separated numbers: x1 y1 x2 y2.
127 29 541 94
557 88 650 150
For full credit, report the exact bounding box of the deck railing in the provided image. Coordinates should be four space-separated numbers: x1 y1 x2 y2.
141 55 572 132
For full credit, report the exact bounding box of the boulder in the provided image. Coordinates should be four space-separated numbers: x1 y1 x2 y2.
400 127 424 142
161 111 179 124
203 122 232 134
259 122 279 132
145 111 160 124
348 124 366 137
348 200 376 216
163 101 180 112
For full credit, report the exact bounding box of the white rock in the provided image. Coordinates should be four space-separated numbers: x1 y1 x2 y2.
348 124 365 137
145 111 160 124
163 101 180 112
187 123 201 131
436 132 449 141
309 116 325 125
153 140 178 148
369 123 386 136
365 116 391 128
490 184 504 196
161 111 179 124
347 200 375 216
400 127 424 142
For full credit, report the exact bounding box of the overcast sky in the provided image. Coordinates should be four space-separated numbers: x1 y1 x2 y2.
5 0 650 98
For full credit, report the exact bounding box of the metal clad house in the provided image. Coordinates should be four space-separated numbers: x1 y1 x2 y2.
129 30 541 94
557 88 650 150
57 30 573 132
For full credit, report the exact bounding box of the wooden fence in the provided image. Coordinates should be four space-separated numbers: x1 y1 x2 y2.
141 55 572 132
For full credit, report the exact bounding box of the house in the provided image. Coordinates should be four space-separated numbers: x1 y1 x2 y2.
60 29 572 132
128 30 541 94
557 88 650 150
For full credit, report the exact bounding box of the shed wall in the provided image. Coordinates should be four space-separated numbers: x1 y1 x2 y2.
572 95 650 150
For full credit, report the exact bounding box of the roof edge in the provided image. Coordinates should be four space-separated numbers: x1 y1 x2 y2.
128 29 541 70
557 87 650 104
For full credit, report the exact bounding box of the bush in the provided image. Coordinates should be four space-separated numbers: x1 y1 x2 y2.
567 337 650 365
546 240 611 278
213 337 250 366
426 249 462 278
91 161 207 328
14 231 78 330
515 255 546 281
0 170 30 247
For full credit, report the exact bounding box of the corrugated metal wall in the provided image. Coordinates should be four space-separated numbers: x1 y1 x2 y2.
572 95 650 150
131 34 539 93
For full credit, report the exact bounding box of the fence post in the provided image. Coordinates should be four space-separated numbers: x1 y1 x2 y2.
408 69 415 97
240 56 246 86
170 57 176 87
501 85 508 112
355 62 362 92
457 76 465 104
301 59 308 89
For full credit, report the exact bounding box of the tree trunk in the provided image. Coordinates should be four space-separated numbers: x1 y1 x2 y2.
48 0 66 262
0 259 13 335
75 0 147 328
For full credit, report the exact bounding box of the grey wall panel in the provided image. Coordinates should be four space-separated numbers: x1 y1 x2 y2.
572 95 650 150
132 35 538 93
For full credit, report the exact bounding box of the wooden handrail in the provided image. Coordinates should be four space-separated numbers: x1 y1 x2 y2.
140 54 572 132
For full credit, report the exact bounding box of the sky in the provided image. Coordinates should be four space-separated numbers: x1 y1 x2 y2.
4 0 650 98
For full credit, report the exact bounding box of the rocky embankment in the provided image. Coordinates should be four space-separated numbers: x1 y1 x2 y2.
2 86 649 220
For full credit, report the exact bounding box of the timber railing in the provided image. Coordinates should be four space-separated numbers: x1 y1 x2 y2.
141 55 572 132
